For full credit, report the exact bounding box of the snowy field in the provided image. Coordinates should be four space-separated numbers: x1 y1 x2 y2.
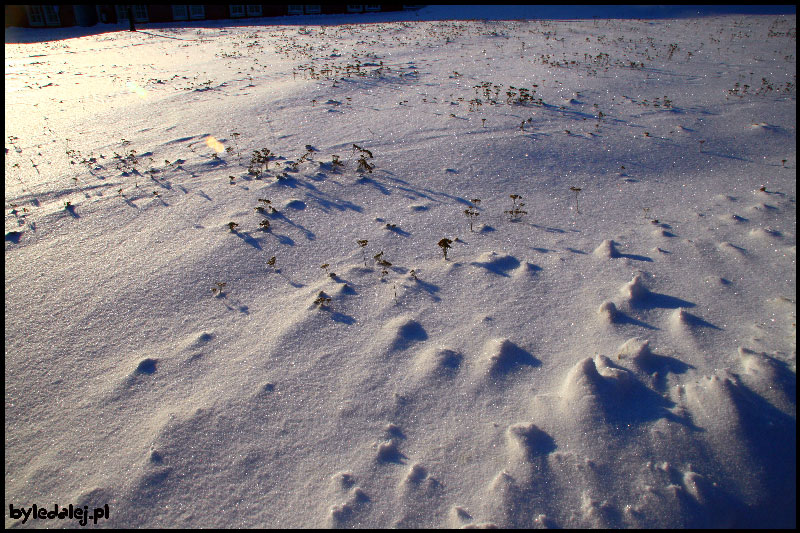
5 6 796 528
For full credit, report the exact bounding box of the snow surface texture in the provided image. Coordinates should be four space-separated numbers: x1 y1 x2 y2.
5 6 796 529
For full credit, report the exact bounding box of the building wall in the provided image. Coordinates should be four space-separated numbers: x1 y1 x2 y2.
58 5 77 26
7 4 412 28
5 5 29 27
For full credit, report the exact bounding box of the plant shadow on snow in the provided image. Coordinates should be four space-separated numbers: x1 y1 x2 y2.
385 225 411 237
232 231 262 250
357 166 475 207
307 193 363 213
64 204 80 218
273 233 295 246
211 288 249 314
277 271 304 289
268 211 315 241
193 189 212 201
356 175 391 195
318 305 355 324
407 277 441 302
529 222 574 234
224 302 249 314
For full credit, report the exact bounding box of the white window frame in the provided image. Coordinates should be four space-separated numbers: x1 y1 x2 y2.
27 5 61 26
246 5 262 17
27 6 45 26
304 5 322 14
42 5 61 25
287 5 304 15
364 4 382 12
347 5 364 13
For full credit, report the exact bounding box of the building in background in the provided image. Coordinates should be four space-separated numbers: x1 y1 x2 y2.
6 5 425 28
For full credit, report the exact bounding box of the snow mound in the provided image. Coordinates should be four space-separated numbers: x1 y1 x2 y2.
597 300 618 323
283 198 307 210
412 345 463 378
718 213 748 224
376 438 404 463
480 338 539 378
381 315 428 353
592 239 620 259
402 463 428 485
614 337 653 369
505 422 556 461
746 202 779 214
681 371 795 514
668 307 717 333
736 347 796 412
747 227 783 240
560 355 635 421
471 251 521 276
329 486 370 526
619 273 650 304
717 241 747 256
712 194 737 203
